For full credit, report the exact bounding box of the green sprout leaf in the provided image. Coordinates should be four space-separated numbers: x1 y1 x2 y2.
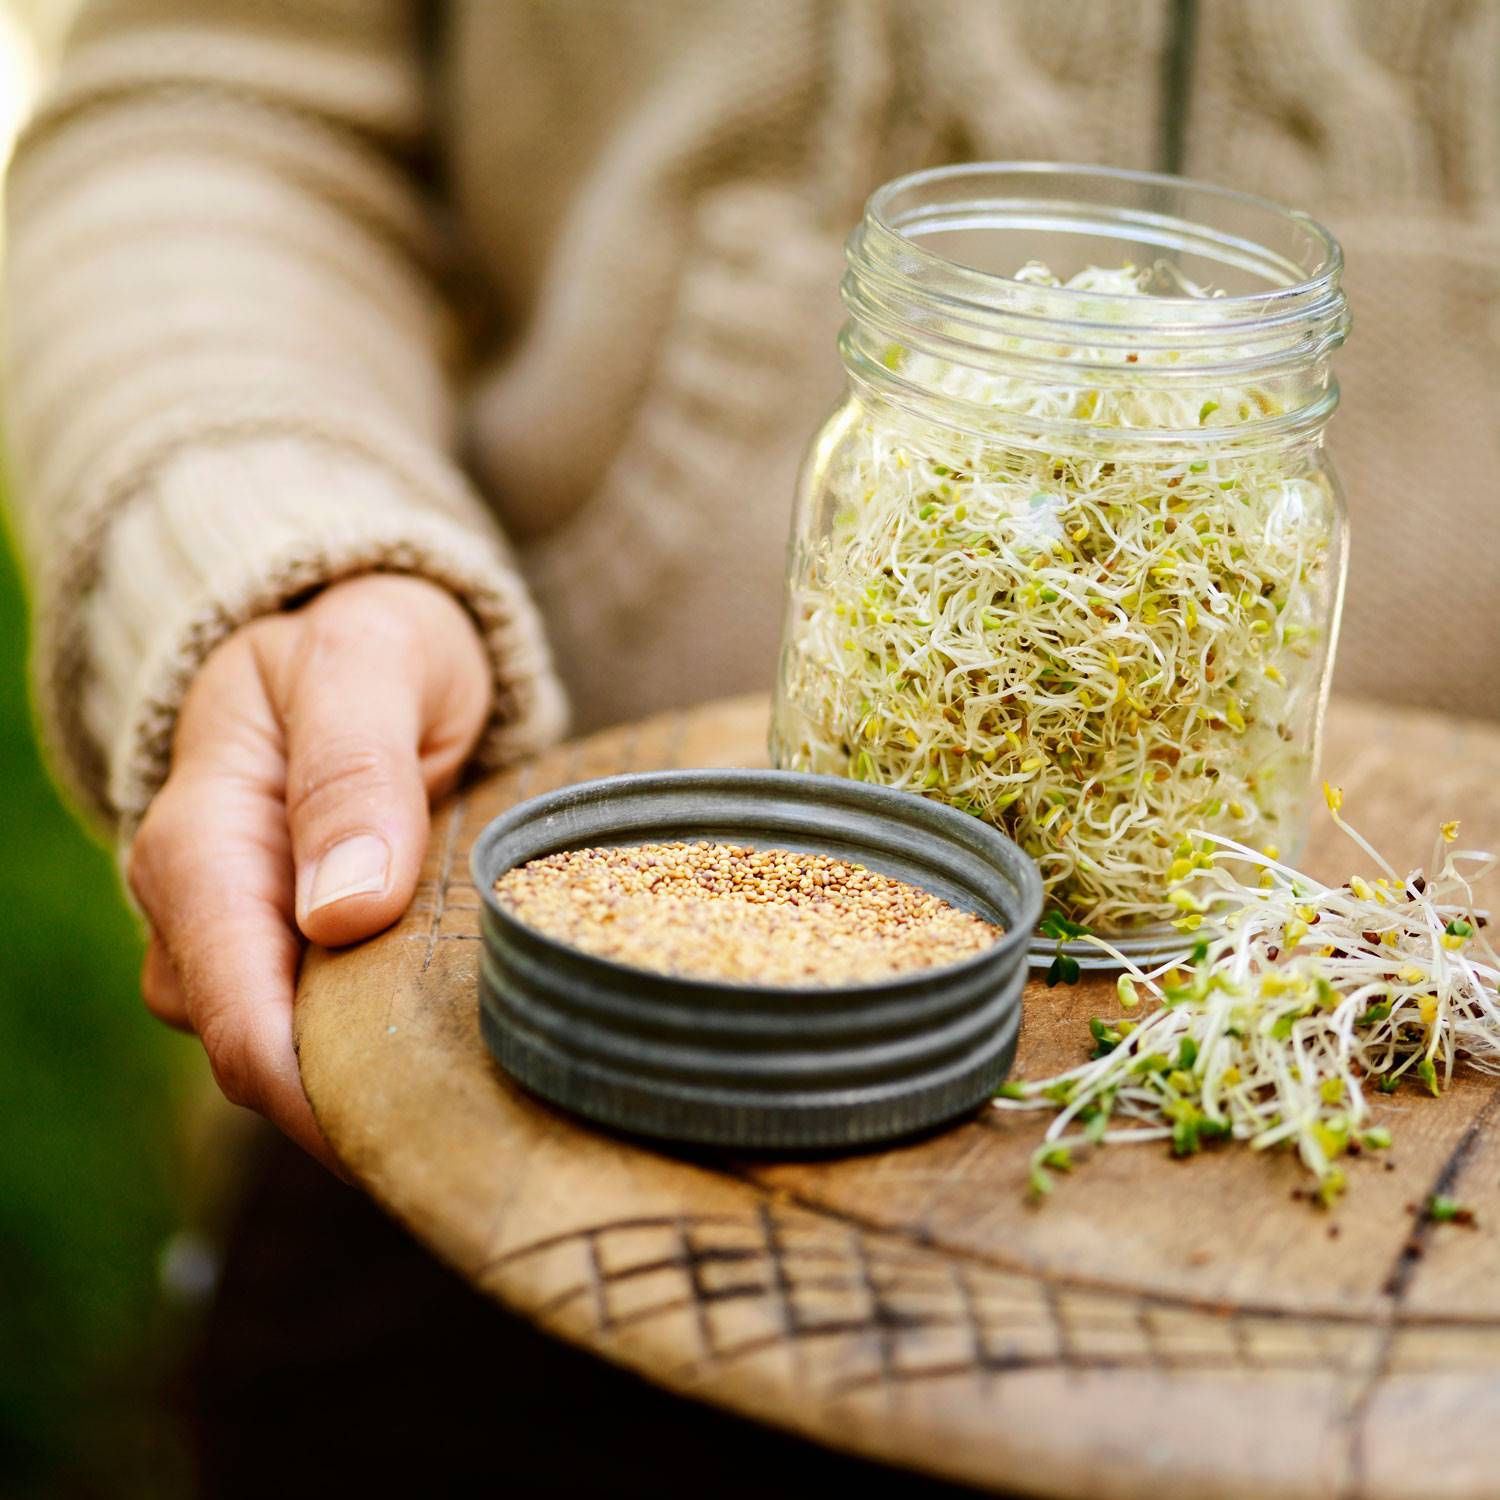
1039 910 1091 942
1028 1143 1074 1201
1046 953 1082 987
1425 1195 1476 1226
1089 1017 1123 1057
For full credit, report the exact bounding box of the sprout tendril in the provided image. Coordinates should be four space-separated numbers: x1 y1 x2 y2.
996 797 1499 1204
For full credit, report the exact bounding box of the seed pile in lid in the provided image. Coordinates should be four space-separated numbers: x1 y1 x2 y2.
494 841 1001 986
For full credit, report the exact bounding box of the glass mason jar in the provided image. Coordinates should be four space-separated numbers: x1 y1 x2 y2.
771 163 1351 960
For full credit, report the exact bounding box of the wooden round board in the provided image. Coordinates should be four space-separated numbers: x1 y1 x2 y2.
296 695 1500 1500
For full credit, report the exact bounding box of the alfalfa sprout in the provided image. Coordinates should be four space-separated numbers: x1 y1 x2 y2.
774 261 1339 931
996 787 1500 1205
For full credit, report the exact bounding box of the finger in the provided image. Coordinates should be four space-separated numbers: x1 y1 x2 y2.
278 585 487 948
135 766 343 1175
132 630 347 1175
141 933 192 1031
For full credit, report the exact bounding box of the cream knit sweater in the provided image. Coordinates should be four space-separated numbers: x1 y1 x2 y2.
5 1 1498 834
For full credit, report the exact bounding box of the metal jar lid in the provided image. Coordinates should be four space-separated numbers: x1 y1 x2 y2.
470 769 1043 1150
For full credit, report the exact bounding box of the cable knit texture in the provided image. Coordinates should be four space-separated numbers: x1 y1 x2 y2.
4 0 1495 836
1187 0 1500 716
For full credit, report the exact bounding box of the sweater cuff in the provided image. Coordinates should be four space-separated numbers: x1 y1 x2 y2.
63 436 568 832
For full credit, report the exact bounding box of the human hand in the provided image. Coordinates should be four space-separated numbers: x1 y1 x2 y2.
128 575 493 1171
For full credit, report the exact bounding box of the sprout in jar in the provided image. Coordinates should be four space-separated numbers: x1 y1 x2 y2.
774 261 1339 932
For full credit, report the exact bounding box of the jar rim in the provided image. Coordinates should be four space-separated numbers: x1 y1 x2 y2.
842 161 1350 450
862 161 1344 320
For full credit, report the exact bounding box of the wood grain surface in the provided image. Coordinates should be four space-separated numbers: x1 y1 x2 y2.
295 695 1500 1500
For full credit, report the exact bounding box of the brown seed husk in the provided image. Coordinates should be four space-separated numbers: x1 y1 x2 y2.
494 841 1001 986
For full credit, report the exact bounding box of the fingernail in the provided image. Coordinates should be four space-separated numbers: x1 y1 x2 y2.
305 834 390 913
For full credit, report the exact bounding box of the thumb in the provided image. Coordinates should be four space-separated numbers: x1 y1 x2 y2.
279 580 489 948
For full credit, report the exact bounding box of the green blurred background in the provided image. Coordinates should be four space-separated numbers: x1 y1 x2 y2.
0 518 196 1496
2 3 198 1494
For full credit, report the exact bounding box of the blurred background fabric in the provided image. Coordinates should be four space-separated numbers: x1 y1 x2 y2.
1 2 1497 1498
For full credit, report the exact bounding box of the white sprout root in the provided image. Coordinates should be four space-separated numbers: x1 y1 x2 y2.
773 261 1339 931
995 786 1500 1206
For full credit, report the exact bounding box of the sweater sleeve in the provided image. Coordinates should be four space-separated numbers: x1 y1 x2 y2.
2 0 567 833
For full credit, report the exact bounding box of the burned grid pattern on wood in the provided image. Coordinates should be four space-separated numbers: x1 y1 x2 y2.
473 1208 1500 1401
